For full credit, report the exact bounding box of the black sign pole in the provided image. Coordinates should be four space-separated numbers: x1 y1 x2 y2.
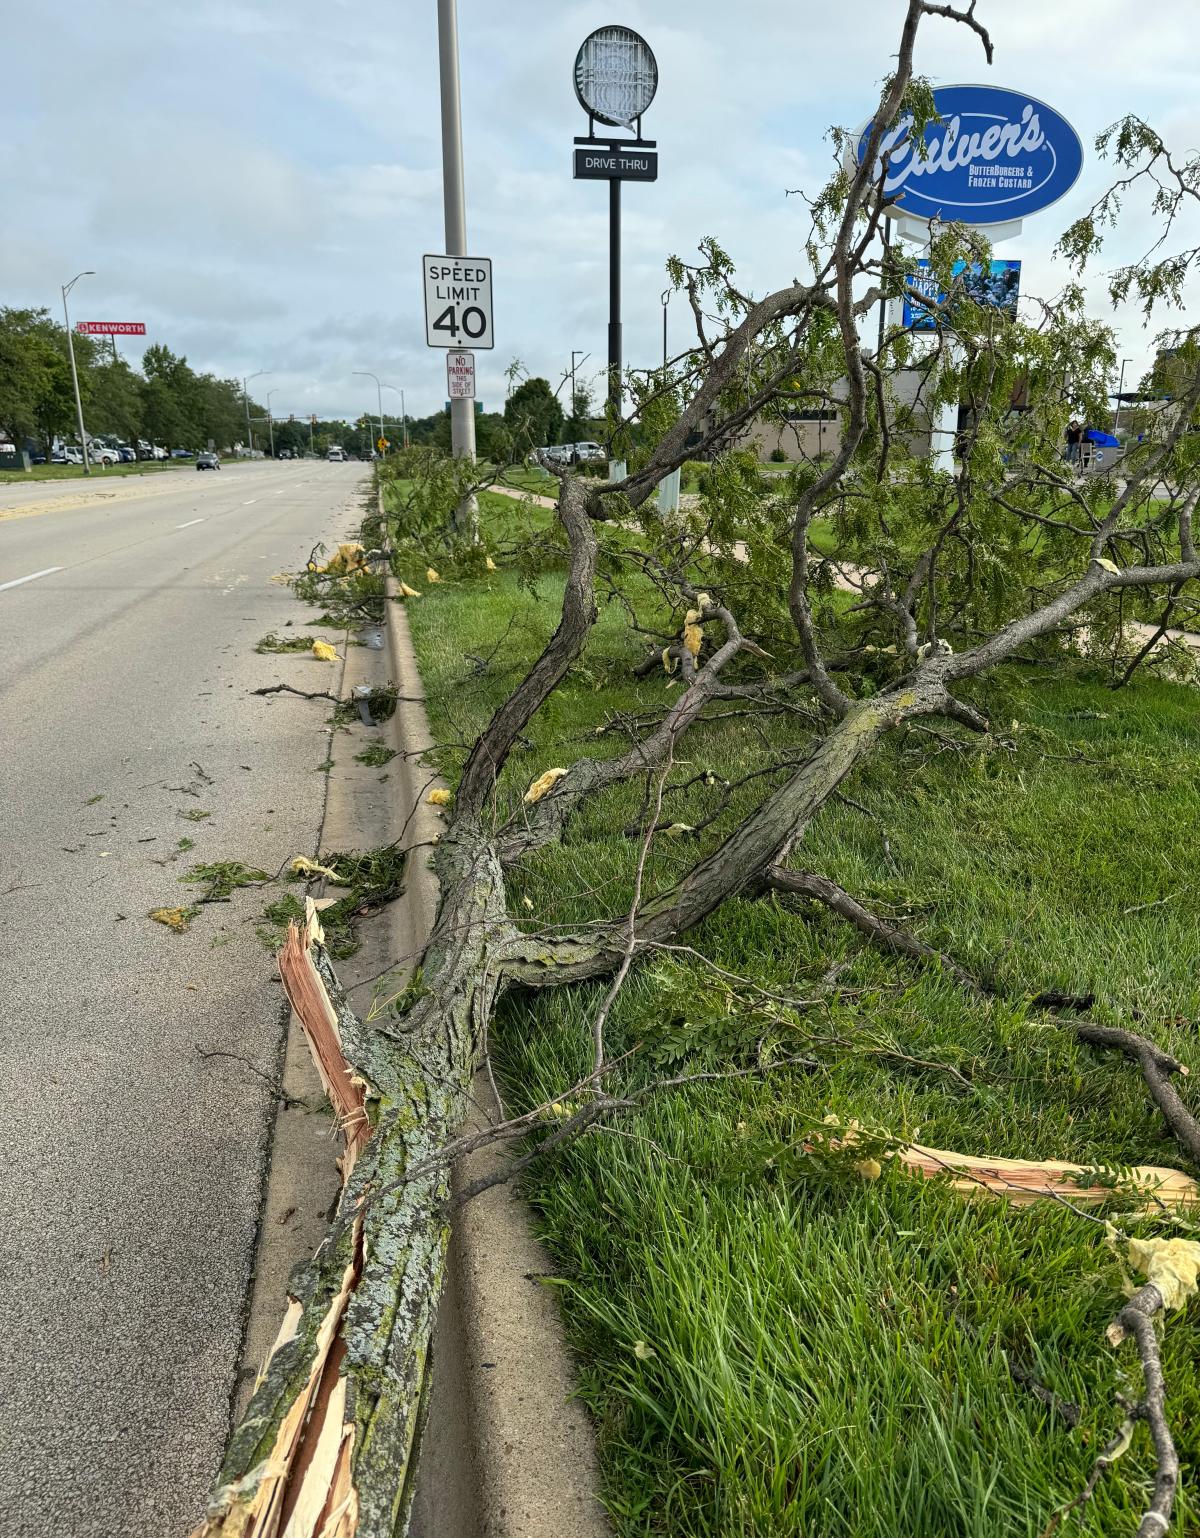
608 174 622 425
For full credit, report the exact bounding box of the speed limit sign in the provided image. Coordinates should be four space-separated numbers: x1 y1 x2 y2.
422 255 494 350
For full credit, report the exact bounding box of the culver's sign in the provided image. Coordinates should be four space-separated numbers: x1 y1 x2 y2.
856 85 1083 226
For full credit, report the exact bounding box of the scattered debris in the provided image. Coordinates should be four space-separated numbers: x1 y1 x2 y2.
311 639 340 662
524 767 568 804
255 632 319 654
354 743 397 767
290 856 348 883
332 684 399 726
149 906 200 933
181 861 271 902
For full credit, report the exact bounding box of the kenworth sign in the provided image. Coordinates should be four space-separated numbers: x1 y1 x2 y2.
855 85 1083 227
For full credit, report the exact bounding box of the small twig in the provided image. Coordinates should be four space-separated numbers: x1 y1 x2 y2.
1122 893 1176 917
195 1046 301 1108
252 683 339 701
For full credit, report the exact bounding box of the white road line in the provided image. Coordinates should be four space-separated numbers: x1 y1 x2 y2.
176 517 205 529
243 499 258 505
0 566 63 592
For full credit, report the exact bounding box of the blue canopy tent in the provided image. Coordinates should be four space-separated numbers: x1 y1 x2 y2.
1085 428 1121 447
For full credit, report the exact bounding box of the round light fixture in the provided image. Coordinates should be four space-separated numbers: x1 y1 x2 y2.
573 25 658 132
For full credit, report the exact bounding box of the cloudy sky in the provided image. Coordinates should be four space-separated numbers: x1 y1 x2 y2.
8 0 1200 425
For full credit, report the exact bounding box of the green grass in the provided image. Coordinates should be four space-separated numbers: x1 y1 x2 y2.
498 464 559 497
0 459 189 484
402 496 1200 1536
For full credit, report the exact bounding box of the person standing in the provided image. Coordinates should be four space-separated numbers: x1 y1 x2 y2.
1065 419 1082 468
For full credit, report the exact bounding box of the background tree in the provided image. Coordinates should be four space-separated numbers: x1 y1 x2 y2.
562 381 596 442
0 308 61 449
88 356 145 447
503 374 563 456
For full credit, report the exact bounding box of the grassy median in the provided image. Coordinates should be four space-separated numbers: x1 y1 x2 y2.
397 486 1200 1537
0 459 191 485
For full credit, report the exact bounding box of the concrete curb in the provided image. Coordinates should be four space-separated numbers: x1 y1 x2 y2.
381 570 612 1538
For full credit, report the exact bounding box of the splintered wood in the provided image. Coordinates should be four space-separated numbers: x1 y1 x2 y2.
192 908 368 1538
277 906 370 1174
892 1141 1199 1209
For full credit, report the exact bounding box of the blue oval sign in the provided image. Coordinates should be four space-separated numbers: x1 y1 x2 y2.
855 84 1084 226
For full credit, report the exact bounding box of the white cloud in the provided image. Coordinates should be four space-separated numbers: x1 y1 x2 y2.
4 0 1198 418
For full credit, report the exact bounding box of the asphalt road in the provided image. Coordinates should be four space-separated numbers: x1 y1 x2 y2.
0 459 367 1536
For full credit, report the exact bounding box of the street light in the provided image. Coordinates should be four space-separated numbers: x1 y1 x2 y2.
353 370 385 454
62 271 95 474
266 389 278 457
1114 357 1133 433
382 383 408 448
660 289 671 370
243 371 269 456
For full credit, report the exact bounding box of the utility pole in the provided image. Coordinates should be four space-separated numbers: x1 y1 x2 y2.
354 371 385 454
62 271 95 474
437 0 476 468
266 389 277 457
243 371 268 456
1114 357 1132 433
609 177 622 423
570 350 588 428
876 216 893 358
660 289 670 370
383 383 408 448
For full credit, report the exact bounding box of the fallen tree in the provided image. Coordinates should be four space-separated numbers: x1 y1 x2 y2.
195 4 1200 1534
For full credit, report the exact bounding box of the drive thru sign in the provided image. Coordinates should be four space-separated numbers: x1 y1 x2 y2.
423 255 494 349
446 351 476 399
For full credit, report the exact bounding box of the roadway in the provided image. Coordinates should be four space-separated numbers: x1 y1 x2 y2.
0 459 367 1536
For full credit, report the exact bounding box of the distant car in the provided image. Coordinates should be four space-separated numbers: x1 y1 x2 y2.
170 448 194 459
572 441 607 464
196 452 221 471
542 444 572 465
277 448 293 460
118 445 136 462
61 447 85 465
326 446 346 462
91 445 120 466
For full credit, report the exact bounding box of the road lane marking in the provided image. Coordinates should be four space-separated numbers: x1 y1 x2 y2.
176 517 205 529
243 499 258 505
0 566 63 591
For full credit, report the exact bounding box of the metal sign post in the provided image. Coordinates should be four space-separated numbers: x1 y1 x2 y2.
572 25 659 435
437 0 477 470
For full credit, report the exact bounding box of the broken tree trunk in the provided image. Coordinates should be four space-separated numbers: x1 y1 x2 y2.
194 826 515 1538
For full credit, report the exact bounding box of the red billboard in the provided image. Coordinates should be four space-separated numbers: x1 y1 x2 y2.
75 321 146 336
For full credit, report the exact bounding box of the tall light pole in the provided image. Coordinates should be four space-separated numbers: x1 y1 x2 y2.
437 0 476 468
660 289 670 370
353 371 385 454
383 383 408 448
62 271 95 474
1114 357 1132 433
266 389 278 457
243 370 269 455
